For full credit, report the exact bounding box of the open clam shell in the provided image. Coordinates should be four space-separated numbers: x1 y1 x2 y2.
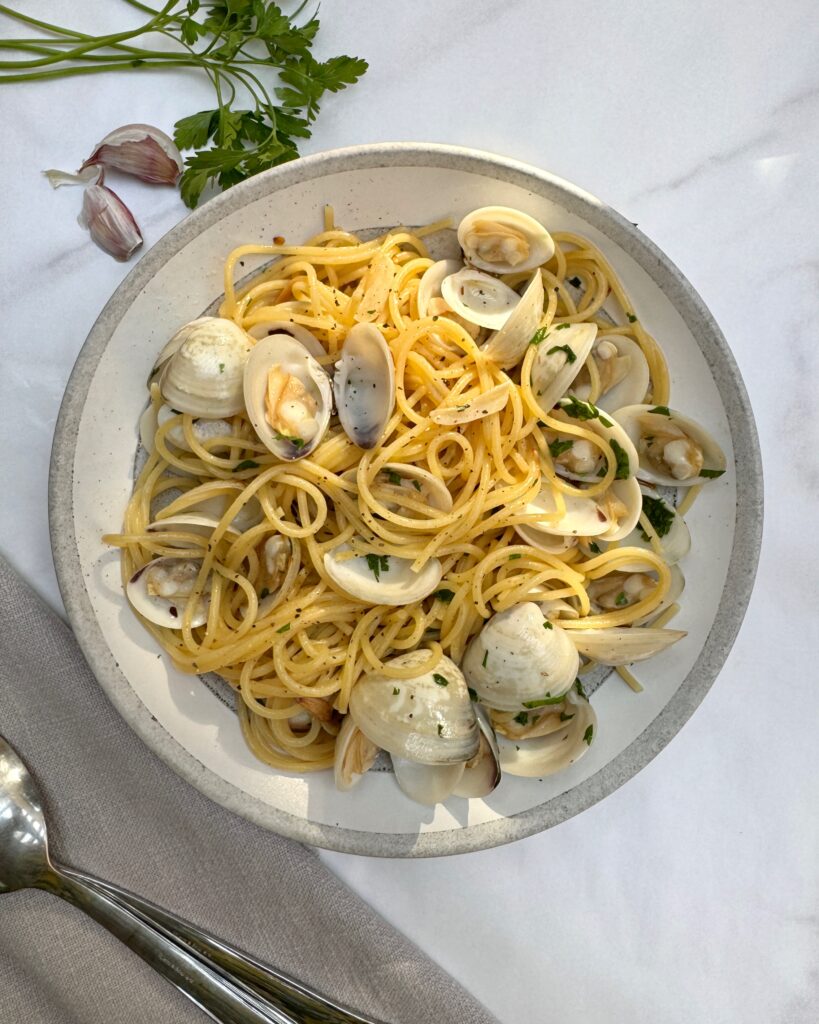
126 556 210 629
570 334 650 412
481 270 544 368
570 627 687 665
323 544 442 605
440 267 521 330
458 205 554 274
333 323 395 450
247 320 326 360
244 333 332 460
530 323 598 412
417 259 462 318
614 404 727 486
334 715 379 792
497 690 596 778
451 704 501 799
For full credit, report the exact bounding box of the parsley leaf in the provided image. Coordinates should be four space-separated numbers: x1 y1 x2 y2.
529 326 550 346
259 587 270 600
555 322 571 330
548 438 574 459
273 430 306 449
700 468 725 478
392 686 400 695
589 541 601 554
385 469 402 485
559 711 575 722
365 553 390 582
543 620 553 630
468 687 479 702
235 458 260 471
481 650 488 668
610 438 631 479
546 343 577 364
560 395 603 421
615 591 628 606
434 589 455 603
412 480 422 491
433 673 449 687
276 622 290 633
649 405 671 416
641 495 674 540
627 313 638 323
583 724 594 745
437 723 444 736
514 712 529 725
574 678 588 699
509 553 522 560
523 694 564 708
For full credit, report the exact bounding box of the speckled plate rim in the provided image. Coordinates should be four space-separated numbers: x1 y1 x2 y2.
49 142 763 857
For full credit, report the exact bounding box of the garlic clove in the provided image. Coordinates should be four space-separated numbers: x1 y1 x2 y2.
80 123 183 185
78 184 143 262
43 165 102 189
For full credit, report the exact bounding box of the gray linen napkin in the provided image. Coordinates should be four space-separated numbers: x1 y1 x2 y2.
0 556 498 1024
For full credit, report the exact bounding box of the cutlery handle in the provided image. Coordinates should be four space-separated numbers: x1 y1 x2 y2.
45 867 298 1024
63 867 383 1024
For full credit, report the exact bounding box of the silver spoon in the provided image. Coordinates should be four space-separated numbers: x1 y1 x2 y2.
0 735 298 1024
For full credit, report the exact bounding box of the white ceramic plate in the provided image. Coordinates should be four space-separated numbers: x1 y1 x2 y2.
50 144 762 857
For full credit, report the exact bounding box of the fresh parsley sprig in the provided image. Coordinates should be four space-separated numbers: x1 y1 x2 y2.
0 0 368 208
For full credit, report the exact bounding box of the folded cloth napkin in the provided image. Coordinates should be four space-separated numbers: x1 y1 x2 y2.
0 556 498 1024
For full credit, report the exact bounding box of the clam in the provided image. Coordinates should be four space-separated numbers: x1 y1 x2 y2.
349 652 479 768
352 463 452 516
451 704 502 799
513 524 577 555
519 475 641 542
158 318 252 418
143 404 235 453
182 483 263 533
530 323 598 411
538 597 581 621
440 268 521 330
334 714 379 792
146 514 238 546
481 271 545 369
247 320 326 360
147 316 212 385
429 381 511 426
323 545 442 605
570 335 649 412
496 690 596 778
243 333 332 460
458 205 554 274
391 759 466 806
462 603 579 712
614 405 727 486
586 564 685 623
126 556 210 628
570 627 686 665
257 534 296 614
417 259 462 318
333 323 395 450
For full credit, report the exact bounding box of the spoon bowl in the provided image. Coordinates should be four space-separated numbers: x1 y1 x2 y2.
0 736 53 893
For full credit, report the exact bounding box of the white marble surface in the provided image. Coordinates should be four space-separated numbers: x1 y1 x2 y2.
1 2 817 1021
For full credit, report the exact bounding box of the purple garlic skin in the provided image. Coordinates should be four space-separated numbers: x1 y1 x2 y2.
81 123 183 185
78 183 143 262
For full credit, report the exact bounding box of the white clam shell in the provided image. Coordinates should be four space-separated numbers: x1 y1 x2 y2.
126 556 209 629
462 603 579 712
323 545 442 605
582 334 650 412
391 758 465 805
247 320 326 360
440 268 520 330
615 488 691 566
570 627 686 665
148 316 213 385
146 514 238 546
458 205 555 274
183 483 263 533
513 523 577 554
498 690 596 778
333 323 396 449
345 463 452 518
145 404 235 453
243 333 332 460
349 651 479 765
333 715 378 792
614 404 727 486
159 318 252 418
451 705 501 799
417 259 462 317
635 564 685 624
481 271 545 368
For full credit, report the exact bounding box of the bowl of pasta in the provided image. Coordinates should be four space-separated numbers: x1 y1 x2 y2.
50 143 762 856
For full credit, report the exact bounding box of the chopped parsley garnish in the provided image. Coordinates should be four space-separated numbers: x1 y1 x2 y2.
561 395 607 423
468 687 478 702
574 678 587 699
615 591 628 606
546 343 577 363
548 438 574 459
589 541 601 554
627 314 637 323
543 620 553 630
514 712 529 725
276 623 291 633
437 723 444 736
385 469 402 485
259 587 270 600
641 495 674 540
218 362 225 373
434 589 455 603
523 694 564 708
529 326 550 346
481 650 488 669
568 276 582 287
412 480 422 491
273 430 306 449
555 322 571 330
583 724 594 746
509 553 522 560
648 405 671 416
392 686 400 695
235 459 260 471
700 468 725 478
365 553 390 582
559 711 575 722
433 673 449 687
610 438 631 479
